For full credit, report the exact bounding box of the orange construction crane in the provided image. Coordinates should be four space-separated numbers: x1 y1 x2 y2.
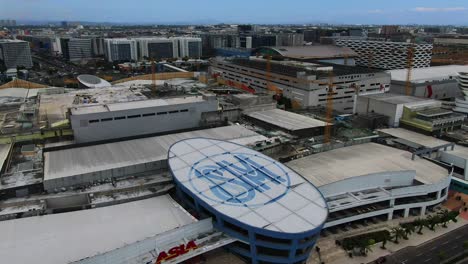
405 41 415 96
323 71 335 143
151 59 157 94
265 55 282 97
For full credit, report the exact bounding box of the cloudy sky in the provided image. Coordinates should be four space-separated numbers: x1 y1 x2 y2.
1 0 468 25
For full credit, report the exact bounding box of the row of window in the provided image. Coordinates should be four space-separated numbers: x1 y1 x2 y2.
88 109 189 124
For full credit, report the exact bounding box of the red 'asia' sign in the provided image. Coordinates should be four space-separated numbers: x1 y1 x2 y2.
155 240 198 264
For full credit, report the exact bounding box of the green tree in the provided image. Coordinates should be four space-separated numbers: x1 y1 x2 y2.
391 227 406 244
426 215 441 231
401 223 415 240
463 240 468 253
380 233 390 249
437 210 451 228
414 218 426 235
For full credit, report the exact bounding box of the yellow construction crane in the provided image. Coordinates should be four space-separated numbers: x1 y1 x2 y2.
265 55 283 97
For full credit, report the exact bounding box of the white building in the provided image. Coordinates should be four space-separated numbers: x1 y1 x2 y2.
104 38 138 62
287 142 451 229
210 57 390 112
69 94 218 143
454 72 468 114
387 65 468 100
136 38 178 60
175 37 202 58
334 38 433 70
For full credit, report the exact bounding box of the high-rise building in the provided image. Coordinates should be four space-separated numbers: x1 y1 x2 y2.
136 38 178 60
454 72 468 115
176 37 202 58
0 40 33 69
104 38 138 62
59 38 92 61
276 33 304 46
333 38 433 70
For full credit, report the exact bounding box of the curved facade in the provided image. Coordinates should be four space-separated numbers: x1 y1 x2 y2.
453 72 468 114
168 138 328 264
77 74 112 89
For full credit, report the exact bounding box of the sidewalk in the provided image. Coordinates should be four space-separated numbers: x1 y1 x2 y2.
307 215 468 264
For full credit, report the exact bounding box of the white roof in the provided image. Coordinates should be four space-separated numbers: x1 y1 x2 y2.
387 65 468 83
71 96 205 115
286 142 448 186
0 195 195 264
169 138 327 234
44 125 267 181
0 143 12 171
377 128 450 148
245 109 327 131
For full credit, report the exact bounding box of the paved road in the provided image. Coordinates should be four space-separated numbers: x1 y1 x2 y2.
372 224 468 264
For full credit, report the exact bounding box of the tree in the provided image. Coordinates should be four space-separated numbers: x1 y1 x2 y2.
413 218 427 234
463 240 468 253
380 233 390 249
437 210 451 228
426 215 441 231
391 227 406 244
400 223 415 240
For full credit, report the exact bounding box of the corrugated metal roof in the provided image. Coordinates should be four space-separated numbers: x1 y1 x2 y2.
44 125 267 181
263 45 358 59
387 65 468 83
0 196 195 264
287 142 448 186
245 109 327 131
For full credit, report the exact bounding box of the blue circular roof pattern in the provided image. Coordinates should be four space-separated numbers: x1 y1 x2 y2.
168 138 328 234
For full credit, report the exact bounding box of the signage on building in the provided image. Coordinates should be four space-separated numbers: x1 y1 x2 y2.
155 240 198 264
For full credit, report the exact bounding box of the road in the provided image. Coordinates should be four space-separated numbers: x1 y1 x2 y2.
375 224 468 264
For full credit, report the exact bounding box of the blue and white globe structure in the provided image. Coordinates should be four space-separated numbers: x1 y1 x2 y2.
168 138 328 264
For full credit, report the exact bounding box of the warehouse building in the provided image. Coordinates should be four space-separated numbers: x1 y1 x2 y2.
0 39 33 69
356 93 464 134
287 142 452 229
69 94 218 143
0 196 226 264
387 65 468 100
244 108 327 137
210 57 390 112
43 125 267 192
170 138 328 264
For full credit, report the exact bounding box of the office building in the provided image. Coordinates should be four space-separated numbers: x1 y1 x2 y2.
104 38 138 62
17 35 60 55
333 38 433 70
176 37 202 58
59 38 93 62
0 40 33 69
136 38 178 60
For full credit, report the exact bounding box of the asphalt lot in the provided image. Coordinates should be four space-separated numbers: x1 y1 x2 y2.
373 224 468 264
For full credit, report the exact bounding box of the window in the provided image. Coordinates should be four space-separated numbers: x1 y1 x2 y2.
157 112 168 115
89 119 99 123
127 114 141 119
114 116 126 120
180 109 189 112
101 118 112 122
169 110 179 114
142 113 156 117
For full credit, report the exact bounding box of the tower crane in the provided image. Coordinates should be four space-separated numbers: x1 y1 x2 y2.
405 40 415 96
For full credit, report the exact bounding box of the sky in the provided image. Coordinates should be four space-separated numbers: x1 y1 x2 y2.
1 0 468 25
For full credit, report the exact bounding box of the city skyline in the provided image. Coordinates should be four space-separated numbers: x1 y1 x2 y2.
1 0 468 25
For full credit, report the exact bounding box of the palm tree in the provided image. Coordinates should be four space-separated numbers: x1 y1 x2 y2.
413 218 426 235
448 211 459 223
391 227 406 244
380 233 390 249
426 215 441 231
401 223 415 239
437 210 451 228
